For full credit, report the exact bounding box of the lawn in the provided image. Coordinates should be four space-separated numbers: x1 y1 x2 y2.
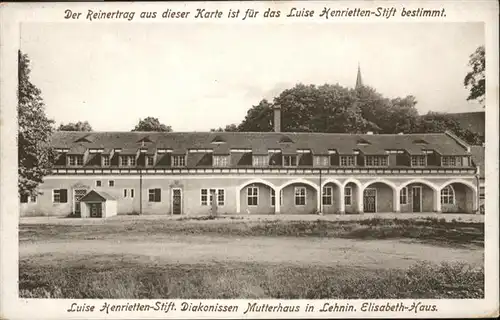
19 216 484 299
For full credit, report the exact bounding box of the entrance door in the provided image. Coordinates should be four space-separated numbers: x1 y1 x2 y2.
172 189 182 215
74 189 87 216
412 187 422 212
363 188 377 213
90 203 102 218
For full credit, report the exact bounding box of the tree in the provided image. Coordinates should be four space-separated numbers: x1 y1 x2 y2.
132 117 172 132
58 121 93 131
210 124 239 132
18 50 55 197
239 85 370 133
464 45 485 105
416 111 484 145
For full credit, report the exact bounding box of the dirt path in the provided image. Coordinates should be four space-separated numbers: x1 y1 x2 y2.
20 235 483 269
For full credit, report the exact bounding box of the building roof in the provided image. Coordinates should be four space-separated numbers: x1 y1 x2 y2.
448 111 485 136
79 190 116 202
469 145 485 179
51 131 471 157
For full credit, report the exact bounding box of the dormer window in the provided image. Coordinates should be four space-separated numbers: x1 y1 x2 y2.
253 155 269 167
211 135 226 144
357 139 370 146
365 155 388 167
411 155 426 167
102 155 110 166
279 135 294 144
146 156 155 166
68 155 83 166
120 155 136 167
413 139 428 145
314 156 329 167
340 155 355 166
172 155 186 167
441 156 463 167
283 155 297 167
213 155 229 167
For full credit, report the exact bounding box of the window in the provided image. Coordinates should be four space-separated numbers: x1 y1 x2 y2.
30 195 37 203
252 155 269 167
148 188 161 202
400 187 408 205
96 180 102 187
102 155 110 166
173 155 186 167
442 156 462 167
247 187 258 206
120 156 136 167
53 189 68 203
122 189 134 198
295 187 306 206
217 189 225 206
22 194 37 203
109 180 115 187
314 156 329 167
129 156 136 166
20 194 28 203
344 187 352 205
411 156 426 167
213 156 229 167
441 186 455 204
365 156 388 167
322 186 333 206
147 156 154 166
283 155 297 167
200 189 224 206
340 156 355 166
270 189 283 206
68 155 83 166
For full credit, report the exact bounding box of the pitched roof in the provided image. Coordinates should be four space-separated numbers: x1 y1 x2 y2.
51 131 471 156
469 145 485 179
80 190 116 202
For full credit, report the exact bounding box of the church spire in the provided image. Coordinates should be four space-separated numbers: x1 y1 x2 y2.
355 63 363 89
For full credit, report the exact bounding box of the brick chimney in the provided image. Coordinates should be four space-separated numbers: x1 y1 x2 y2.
273 104 281 132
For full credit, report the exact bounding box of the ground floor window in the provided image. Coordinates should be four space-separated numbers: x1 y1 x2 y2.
295 187 306 206
201 189 225 206
322 186 333 206
20 194 28 203
148 188 161 202
53 189 68 203
400 187 408 205
123 188 135 198
247 187 258 206
441 185 455 204
344 187 352 205
270 189 283 206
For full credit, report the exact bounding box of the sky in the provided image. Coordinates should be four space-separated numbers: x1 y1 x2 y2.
20 22 484 132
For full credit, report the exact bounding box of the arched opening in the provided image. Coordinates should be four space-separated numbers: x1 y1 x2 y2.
363 181 397 213
279 180 319 215
321 181 342 214
399 180 438 213
343 181 362 214
237 180 277 214
440 182 477 213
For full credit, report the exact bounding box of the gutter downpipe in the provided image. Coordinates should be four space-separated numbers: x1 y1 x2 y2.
475 165 480 214
319 168 323 215
139 168 143 215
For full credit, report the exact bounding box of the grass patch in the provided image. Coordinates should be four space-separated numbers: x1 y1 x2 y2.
19 260 483 299
19 217 484 247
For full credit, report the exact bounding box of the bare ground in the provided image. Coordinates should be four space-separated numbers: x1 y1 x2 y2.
20 234 483 270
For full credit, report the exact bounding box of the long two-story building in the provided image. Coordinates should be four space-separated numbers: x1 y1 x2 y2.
20 107 481 218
